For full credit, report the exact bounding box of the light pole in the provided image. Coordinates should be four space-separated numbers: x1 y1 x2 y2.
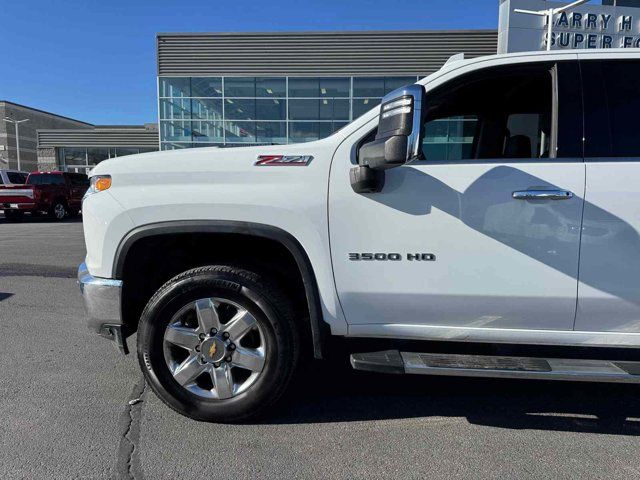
514 0 591 51
3 118 30 171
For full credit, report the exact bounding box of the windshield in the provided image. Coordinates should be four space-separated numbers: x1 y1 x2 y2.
27 174 65 186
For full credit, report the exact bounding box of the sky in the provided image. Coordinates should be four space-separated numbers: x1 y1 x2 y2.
1 0 498 125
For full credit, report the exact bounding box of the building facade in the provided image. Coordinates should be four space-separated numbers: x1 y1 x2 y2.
156 30 498 153
0 101 92 172
499 0 640 53
37 124 159 174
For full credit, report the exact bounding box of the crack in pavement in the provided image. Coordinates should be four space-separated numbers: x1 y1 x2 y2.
116 376 147 480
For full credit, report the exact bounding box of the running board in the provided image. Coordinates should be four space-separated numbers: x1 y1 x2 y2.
350 350 640 383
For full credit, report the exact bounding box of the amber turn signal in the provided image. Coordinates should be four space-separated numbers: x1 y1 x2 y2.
92 175 112 192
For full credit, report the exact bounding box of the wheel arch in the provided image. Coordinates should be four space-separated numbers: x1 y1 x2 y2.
114 220 328 359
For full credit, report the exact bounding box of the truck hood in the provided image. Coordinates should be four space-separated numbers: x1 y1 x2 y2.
90 139 335 177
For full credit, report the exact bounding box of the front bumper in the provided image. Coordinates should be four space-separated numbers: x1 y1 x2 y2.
2 202 36 210
77 262 128 354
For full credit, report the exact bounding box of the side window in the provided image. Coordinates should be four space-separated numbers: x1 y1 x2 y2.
582 60 640 158
421 62 581 162
69 174 89 186
7 172 27 184
26 175 40 185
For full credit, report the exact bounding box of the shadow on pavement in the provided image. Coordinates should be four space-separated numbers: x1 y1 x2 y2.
0 292 13 301
0 213 83 224
266 357 640 436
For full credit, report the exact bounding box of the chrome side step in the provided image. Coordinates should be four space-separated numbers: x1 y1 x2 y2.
349 350 640 383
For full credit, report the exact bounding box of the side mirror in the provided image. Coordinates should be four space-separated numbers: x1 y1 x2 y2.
351 84 426 193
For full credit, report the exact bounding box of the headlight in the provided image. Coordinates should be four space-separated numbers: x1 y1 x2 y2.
84 175 112 199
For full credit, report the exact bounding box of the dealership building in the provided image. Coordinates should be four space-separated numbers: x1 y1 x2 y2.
156 30 498 151
155 0 640 152
36 124 159 174
5 0 638 173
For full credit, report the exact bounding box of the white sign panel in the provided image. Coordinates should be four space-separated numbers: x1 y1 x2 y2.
499 0 640 53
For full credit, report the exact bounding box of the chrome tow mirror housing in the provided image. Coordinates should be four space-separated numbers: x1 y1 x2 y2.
352 84 426 193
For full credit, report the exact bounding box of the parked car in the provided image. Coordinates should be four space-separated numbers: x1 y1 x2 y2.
0 171 89 221
0 169 29 186
79 49 640 423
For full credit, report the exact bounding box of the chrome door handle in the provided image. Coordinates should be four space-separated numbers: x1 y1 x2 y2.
512 190 574 200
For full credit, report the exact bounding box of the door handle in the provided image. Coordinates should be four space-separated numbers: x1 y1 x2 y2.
512 190 573 200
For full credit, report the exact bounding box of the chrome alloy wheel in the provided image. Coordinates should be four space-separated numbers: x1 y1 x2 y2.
54 203 66 220
163 297 267 399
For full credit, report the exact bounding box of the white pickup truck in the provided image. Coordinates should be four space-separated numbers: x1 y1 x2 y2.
79 49 640 422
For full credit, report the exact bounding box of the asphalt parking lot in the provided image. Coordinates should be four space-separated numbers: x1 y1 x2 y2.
2 215 640 479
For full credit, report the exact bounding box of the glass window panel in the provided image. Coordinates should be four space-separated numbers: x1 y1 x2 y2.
190 143 222 148
256 122 287 143
384 76 418 94
225 99 255 120
353 77 385 97
289 99 319 120
191 77 222 97
353 98 380 118
318 122 349 138
191 98 223 120
256 77 286 97
319 99 350 120
7 172 27 184
159 77 190 97
161 142 192 150
160 120 192 142
289 122 319 143
425 119 449 143
579 61 640 157
138 147 158 153
115 148 140 157
332 121 349 133
256 99 286 120
319 77 350 97
290 99 349 121
225 121 256 143
318 122 335 139
224 77 256 97
160 98 191 120
191 121 224 142
63 147 87 166
288 77 320 97
87 148 109 166
423 142 448 161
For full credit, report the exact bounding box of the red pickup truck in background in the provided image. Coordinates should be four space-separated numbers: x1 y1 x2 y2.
0 171 89 221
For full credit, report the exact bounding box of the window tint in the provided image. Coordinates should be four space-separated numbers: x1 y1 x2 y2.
69 174 89 186
29 174 65 185
582 60 640 158
421 63 557 162
7 172 28 184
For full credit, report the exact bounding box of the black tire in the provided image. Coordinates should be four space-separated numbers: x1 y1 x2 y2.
137 265 300 423
4 210 23 222
48 200 67 221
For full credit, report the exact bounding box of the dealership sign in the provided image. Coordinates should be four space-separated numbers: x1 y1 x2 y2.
499 0 640 53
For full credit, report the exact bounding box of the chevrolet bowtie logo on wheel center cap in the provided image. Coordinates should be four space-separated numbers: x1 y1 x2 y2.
201 337 227 363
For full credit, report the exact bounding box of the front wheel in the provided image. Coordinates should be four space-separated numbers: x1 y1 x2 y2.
48 201 67 221
137 266 300 423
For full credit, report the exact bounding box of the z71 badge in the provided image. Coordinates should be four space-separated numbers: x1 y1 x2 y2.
348 253 436 261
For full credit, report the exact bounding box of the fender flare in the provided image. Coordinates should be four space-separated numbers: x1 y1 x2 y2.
113 220 327 359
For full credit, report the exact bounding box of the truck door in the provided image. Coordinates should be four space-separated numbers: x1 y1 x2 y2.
575 56 640 333
329 60 585 332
